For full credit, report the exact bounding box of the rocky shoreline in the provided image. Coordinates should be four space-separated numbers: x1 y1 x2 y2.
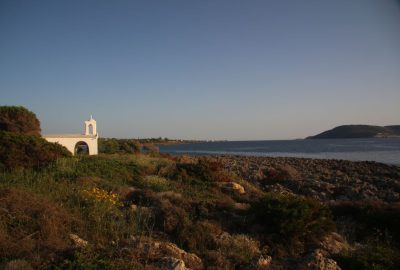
214 155 400 204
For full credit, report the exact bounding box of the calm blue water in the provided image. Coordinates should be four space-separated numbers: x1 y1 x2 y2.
159 138 400 165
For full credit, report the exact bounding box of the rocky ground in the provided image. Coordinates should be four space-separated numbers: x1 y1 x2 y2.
215 155 400 204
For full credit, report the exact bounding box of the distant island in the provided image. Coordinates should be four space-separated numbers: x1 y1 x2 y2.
307 125 400 139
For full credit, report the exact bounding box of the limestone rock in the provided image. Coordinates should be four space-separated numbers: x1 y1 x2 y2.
255 255 272 269
163 242 203 269
69 233 88 248
233 202 251 211
130 204 138 211
219 182 246 195
301 249 341 270
320 232 350 255
129 236 203 269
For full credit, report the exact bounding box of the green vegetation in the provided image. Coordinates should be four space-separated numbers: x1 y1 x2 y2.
0 131 71 170
98 138 141 154
308 124 400 139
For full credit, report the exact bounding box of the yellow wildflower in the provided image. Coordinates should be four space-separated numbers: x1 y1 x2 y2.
82 187 122 206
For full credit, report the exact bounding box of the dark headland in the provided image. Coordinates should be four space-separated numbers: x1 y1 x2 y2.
307 124 400 139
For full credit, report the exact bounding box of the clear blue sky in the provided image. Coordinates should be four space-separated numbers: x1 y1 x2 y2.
1 0 399 140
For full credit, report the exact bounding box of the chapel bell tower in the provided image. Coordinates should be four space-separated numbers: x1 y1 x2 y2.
84 115 97 136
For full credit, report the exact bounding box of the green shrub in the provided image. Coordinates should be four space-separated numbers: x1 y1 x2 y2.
0 106 70 170
155 197 191 235
0 131 71 170
98 138 141 154
0 106 41 136
250 194 334 242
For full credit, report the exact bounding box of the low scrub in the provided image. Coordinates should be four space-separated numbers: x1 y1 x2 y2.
139 175 171 192
178 221 221 254
177 221 261 268
216 234 260 265
250 194 334 243
0 188 74 268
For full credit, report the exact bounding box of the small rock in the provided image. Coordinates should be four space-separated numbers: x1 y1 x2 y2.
69 233 88 248
129 236 203 269
301 249 341 270
233 202 251 211
219 182 246 195
255 255 272 269
320 232 350 255
163 242 203 269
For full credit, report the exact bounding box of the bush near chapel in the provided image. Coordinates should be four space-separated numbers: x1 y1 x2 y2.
0 106 41 136
0 106 71 170
0 131 71 170
99 138 142 154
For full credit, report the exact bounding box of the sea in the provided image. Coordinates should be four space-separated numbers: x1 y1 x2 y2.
159 138 400 165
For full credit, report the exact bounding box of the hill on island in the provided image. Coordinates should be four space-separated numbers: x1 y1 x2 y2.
308 125 400 139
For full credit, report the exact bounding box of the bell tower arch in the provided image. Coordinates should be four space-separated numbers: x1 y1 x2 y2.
85 115 97 136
